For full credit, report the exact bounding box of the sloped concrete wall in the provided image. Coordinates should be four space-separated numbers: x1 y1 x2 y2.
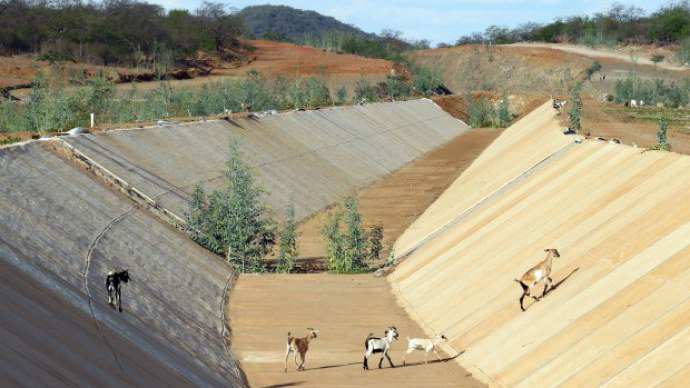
390 103 690 386
394 101 572 258
67 99 469 222
0 143 244 386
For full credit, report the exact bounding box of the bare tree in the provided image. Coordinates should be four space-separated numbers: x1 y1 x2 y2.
195 1 242 52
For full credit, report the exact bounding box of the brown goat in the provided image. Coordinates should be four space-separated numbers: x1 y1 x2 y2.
284 328 318 372
514 249 560 311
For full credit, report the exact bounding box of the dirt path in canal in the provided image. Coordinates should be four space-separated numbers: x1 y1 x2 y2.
229 273 484 387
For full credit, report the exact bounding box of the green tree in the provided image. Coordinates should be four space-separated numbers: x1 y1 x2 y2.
657 116 672 151
497 92 511 127
322 196 369 273
354 76 378 102
343 196 367 271
323 208 345 272
276 204 298 273
468 97 496 128
335 86 347 105
368 222 384 261
568 82 583 132
185 141 276 272
385 74 411 100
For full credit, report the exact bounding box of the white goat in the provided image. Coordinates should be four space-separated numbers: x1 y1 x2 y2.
402 333 448 365
363 327 398 370
630 99 638 108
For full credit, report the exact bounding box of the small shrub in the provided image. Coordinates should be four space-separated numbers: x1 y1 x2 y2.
276 204 298 273
354 77 378 102
322 196 369 273
336 86 347 105
468 97 496 127
0 136 23 145
410 63 444 97
651 54 665 67
497 92 512 128
584 61 602 81
657 116 672 151
343 196 368 271
385 74 411 100
323 208 346 273
673 38 690 66
568 82 583 132
368 222 384 261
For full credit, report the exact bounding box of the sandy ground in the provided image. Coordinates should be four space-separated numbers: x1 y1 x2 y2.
229 274 484 387
293 128 502 263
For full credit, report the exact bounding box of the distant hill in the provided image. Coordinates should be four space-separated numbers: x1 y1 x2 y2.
238 5 375 43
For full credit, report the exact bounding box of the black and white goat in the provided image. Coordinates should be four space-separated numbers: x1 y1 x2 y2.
106 269 130 312
363 326 398 370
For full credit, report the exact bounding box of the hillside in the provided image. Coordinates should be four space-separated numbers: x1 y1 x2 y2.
239 5 374 43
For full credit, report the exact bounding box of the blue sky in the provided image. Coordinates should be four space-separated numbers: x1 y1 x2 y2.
154 0 671 45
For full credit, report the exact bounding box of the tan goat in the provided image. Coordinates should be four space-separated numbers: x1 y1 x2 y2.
284 328 318 372
514 249 560 311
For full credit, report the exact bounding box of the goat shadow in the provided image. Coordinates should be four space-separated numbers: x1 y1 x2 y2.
262 383 304 388
396 350 465 369
306 362 360 371
521 267 580 311
543 267 580 297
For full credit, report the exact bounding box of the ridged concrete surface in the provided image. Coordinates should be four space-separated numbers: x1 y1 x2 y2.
390 102 690 387
0 143 244 386
68 99 469 222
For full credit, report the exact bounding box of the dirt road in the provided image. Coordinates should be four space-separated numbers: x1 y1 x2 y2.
229 274 483 387
512 42 690 72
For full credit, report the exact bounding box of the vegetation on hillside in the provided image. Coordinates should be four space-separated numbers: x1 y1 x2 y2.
0 66 446 134
467 92 514 128
0 0 246 65
452 1 690 49
239 4 375 43
613 75 690 108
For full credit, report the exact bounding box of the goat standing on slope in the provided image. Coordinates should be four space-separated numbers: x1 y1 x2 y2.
105 269 130 312
284 328 318 372
402 333 448 365
514 249 561 311
363 326 398 370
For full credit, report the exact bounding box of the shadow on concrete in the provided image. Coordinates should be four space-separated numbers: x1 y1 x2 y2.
544 267 580 297
396 350 466 369
262 382 304 388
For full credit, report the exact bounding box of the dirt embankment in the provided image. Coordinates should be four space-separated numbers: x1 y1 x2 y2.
511 42 690 72
579 97 690 154
2 40 392 99
229 273 484 387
